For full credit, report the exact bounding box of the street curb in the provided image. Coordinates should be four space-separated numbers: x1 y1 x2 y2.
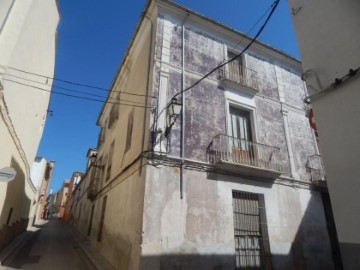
0 230 33 266
69 225 114 270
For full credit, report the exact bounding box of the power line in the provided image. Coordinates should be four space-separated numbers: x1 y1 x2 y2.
173 0 280 99
0 64 157 98
216 3 275 66
3 78 154 109
1 72 151 106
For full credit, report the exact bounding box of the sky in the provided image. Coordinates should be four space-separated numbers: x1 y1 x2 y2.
37 0 300 192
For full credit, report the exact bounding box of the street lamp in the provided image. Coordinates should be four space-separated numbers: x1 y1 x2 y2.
165 97 182 136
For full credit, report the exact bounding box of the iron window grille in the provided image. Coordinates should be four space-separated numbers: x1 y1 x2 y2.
232 191 272 269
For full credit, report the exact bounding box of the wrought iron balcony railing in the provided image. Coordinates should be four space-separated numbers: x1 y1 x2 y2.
208 134 282 179
219 62 259 91
306 154 326 181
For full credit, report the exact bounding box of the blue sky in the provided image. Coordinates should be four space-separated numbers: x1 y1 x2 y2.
37 0 299 192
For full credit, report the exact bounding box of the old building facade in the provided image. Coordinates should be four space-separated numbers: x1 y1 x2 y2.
0 0 59 249
63 171 83 222
29 157 55 225
70 1 337 269
54 180 70 219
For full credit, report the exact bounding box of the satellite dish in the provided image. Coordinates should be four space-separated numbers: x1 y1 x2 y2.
0 167 16 182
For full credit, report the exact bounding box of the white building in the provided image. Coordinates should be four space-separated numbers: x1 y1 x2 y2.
29 157 55 225
287 1 360 269
0 0 59 249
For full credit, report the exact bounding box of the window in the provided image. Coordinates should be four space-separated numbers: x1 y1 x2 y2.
96 156 103 183
98 127 106 146
108 102 119 129
227 51 244 83
232 191 272 269
228 106 254 164
105 142 114 182
97 196 107 242
125 109 134 153
88 205 95 236
229 107 252 143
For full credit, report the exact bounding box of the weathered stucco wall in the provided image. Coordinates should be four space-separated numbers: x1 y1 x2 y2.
141 165 334 270
142 9 333 270
72 7 157 270
152 14 317 181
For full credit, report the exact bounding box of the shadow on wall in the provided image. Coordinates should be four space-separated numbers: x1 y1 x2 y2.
0 157 32 250
140 190 342 270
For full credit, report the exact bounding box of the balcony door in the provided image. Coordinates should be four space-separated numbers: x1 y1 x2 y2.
229 107 253 164
228 51 244 83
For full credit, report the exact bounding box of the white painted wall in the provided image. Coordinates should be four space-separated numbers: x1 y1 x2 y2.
287 1 360 269
0 0 59 166
0 0 59 234
30 157 47 189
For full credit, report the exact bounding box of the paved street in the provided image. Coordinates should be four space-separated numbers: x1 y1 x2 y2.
1 220 95 270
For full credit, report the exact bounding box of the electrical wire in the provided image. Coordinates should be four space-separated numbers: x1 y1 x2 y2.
173 0 280 99
2 78 154 109
216 3 275 66
0 64 157 98
1 72 151 106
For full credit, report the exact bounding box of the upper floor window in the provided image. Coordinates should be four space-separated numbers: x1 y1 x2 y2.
108 103 119 129
125 109 134 153
227 51 244 83
222 49 259 92
229 107 252 145
105 141 114 182
98 127 106 147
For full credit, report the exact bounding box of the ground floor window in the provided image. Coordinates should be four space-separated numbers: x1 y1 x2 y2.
232 191 272 269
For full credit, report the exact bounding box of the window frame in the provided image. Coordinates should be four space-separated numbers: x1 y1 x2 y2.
225 46 248 81
105 141 114 182
232 190 272 269
125 109 134 153
225 92 258 144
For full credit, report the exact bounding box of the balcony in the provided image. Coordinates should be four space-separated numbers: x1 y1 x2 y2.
87 167 101 200
306 154 326 182
208 134 282 180
219 62 259 93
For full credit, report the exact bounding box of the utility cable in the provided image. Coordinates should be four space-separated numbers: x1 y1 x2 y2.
173 0 280 99
1 73 151 106
3 79 154 109
216 3 275 66
0 64 157 98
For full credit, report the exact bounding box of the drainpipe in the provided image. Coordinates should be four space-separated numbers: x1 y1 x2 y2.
140 14 154 175
180 14 189 199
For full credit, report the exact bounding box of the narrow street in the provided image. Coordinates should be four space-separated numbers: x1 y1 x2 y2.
1 220 95 270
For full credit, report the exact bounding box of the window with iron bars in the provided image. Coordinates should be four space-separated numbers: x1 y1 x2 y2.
232 191 272 269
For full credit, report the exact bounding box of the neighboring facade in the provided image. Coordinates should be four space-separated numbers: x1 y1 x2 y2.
63 171 83 222
46 193 56 219
287 1 360 269
71 1 338 269
0 0 59 249
54 180 70 219
29 157 55 225
70 149 99 233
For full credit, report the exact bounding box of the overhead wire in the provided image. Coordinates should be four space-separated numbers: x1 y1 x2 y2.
0 1 280 111
1 72 150 106
0 64 157 98
173 0 280 99
2 78 154 109
216 3 275 66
